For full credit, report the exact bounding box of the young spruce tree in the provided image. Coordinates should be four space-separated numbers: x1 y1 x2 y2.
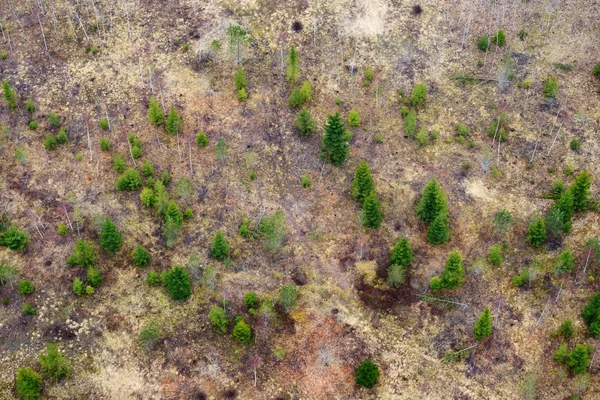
390 237 412 267
165 107 183 135
427 213 450 245
99 217 122 254
211 231 230 260
351 161 375 205
148 98 164 126
362 192 383 229
438 251 465 290
163 265 192 301
474 306 493 340
286 46 300 85
569 170 591 211
321 112 350 166
416 179 448 223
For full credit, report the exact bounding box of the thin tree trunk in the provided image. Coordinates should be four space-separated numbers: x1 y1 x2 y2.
85 118 93 160
38 14 48 51
127 137 137 166
188 135 193 176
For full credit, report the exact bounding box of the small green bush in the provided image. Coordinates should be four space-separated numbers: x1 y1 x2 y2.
139 323 162 349
148 98 164 126
239 218 250 238
18 280 35 295
387 264 406 288
474 306 493 339
113 155 126 172
87 267 103 288
16 367 43 400
416 126 428 145
289 88 304 108
141 161 154 177
25 99 35 113
391 238 412 267
146 270 161 286
243 291 260 309
355 359 380 388
133 245 151 267
67 239 97 268
99 117 109 130
131 145 142 159
554 343 569 363
347 110 361 127
555 249 575 274
234 67 248 90
44 134 58 150
210 231 230 260
57 224 68 235
56 128 67 144
300 174 311 188
85 285 95 295
99 217 122 254
209 305 228 333
364 67 375 85
232 318 252 344
593 62 600 79
410 83 427 108
488 244 503 266
299 81 312 103
23 302 37 315
279 284 298 311
518 28 527 40
162 265 192 301
492 29 506 46
513 267 530 287
139 187 156 207
477 35 490 52
570 138 580 151
237 87 248 102
558 319 574 338
72 278 85 295
48 112 61 128
404 110 417 138
294 109 316 136
544 77 559 99
40 343 72 382
0 226 29 250
28 121 38 130
527 218 547 247
426 213 450 245
195 131 208 147
116 168 142 191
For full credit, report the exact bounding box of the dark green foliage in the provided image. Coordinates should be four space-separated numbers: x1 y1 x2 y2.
593 62 600 79
2 80 17 110
410 82 427 108
455 123 469 138
559 320 574 338
427 213 450 245
146 270 161 286
554 343 569 363
183 208 193 219
210 231 230 260
493 209 513 234
87 267 102 288
474 307 493 339
362 192 383 229
25 99 35 113
162 265 192 301
390 238 412 267
570 170 591 211
48 112 61 128
113 155 126 172
56 128 67 144
148 98 164 126
492 29 506 45
279 284 298 311
67 239 97 268
355 359 380 388
16 367 42 400
116 168 142 191
477 35 490 52
165 107 183 135
294 109 316 136
351 161 374 204
552 189 574 232
321 112 350 166
363 67 375 86
57 224 68 235
99 217 122 254
286 46 300 85
570 138 580 151
348 109 361 126
28 121 38 130
554 249 575 274
526 219 547 247
488 244 503 266
259 210 286 250
139 188 155 207
582 292 600 337
141 161 154 177
239 218 251 237
72 278 85 295
195 131 208 147
289 88 305 108
237 87 248 101
234 67 248 90
0 226 29 250
232 318 252 344
300 174 312 188
518 28 527 40
432 251 465 290
416 179 448 223
243 291 259 309
133 245 151 267
544 77 559 99
566 344 591 374
99 117 109 130
209 305 228 333
40 343 72 382
545 207 564 239
404 109 417 138
44 134 58 150
487 114 509 141
513 267 530 287
18 280 34 295
386 264 406 288
23 302 36 315
139 323 162 349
